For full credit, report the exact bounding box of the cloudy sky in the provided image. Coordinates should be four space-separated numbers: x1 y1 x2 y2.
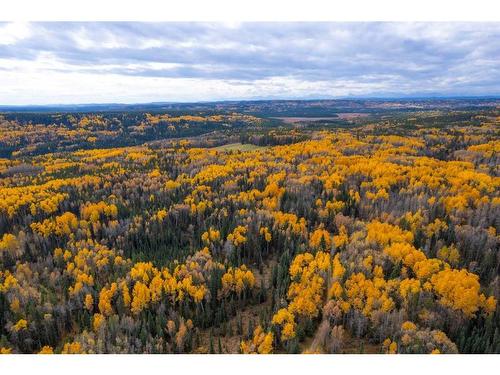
0 22 499 104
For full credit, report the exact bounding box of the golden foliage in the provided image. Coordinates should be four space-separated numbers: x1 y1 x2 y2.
240 326 274 354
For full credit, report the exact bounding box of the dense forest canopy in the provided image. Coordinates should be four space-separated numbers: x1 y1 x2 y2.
0 99 499 354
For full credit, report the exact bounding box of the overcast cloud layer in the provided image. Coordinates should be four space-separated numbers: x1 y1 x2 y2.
0 22 499 104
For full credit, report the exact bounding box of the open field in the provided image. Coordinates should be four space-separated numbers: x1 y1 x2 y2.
272 117 340 123
212 143 268 152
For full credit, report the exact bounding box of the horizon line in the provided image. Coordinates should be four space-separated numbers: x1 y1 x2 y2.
1 95 499 109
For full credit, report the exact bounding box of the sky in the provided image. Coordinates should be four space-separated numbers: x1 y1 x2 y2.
0 22 499 104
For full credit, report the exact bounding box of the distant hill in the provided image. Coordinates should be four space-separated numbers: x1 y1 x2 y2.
1 97 499 115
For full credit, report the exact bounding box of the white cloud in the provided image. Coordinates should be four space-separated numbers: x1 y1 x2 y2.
0 22 32 45
0 22 498 104
0 67 395 104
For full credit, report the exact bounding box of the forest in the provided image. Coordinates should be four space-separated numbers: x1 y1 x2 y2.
0 100 499 354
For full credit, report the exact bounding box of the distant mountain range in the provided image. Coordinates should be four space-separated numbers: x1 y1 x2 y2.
0 97 498 114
